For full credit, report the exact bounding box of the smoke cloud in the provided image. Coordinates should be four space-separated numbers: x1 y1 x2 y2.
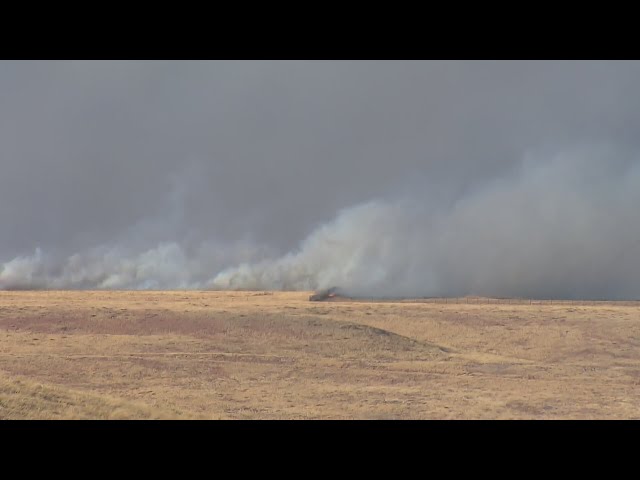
2 61 640 298
212 147 640 299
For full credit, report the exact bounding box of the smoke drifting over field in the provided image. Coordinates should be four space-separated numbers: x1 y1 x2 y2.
2 61 640 298
212 147 640 299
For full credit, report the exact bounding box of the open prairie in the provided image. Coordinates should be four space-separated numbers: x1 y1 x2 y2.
1 290 639 419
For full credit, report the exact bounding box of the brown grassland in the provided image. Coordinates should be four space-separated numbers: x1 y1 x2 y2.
0 290 639 419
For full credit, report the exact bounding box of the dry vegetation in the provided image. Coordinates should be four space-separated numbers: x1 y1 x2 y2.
1 290 639 419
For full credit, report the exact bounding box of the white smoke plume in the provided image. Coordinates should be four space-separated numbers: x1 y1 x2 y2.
3 147 639 299
4 61 640 300
211 147 640 300
0 242 270 290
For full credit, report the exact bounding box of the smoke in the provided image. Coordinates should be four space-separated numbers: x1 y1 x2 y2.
3 61 640 299
0 242 270 290
0 159 274 290
2 146 640 298
211 147 640 300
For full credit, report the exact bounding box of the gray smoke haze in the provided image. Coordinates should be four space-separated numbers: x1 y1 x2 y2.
2 61 640 298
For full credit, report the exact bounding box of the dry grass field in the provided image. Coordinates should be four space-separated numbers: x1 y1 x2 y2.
1 290 639 419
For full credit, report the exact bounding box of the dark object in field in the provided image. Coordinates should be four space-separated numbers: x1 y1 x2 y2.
309 287 340 301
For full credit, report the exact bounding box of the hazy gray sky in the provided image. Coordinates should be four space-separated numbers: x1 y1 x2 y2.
2 61 640 297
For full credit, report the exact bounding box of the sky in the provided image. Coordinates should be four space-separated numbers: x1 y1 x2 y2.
1 60 640 298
